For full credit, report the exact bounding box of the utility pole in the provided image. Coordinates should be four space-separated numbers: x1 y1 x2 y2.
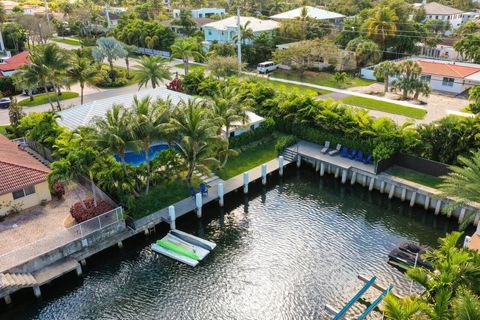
237 7 242 74
44 0 50 24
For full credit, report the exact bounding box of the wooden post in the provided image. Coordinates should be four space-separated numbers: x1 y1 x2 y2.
261 164 267 185
169 205 176 229
195 193 202 218
218 183 224 207
278 156 284 176
243 172 249 194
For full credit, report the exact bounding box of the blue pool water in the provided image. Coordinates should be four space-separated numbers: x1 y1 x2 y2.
115 144 169 166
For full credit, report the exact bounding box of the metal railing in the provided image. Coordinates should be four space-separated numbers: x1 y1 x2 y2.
0 207 124 272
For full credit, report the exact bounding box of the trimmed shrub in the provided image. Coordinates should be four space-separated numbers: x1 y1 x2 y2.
52 181 65 199
229 118 275 148
275 135 297 154
70 199 113 223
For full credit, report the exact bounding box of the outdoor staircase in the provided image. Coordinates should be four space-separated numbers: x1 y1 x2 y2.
195 171 223 187
281 148 298 162
0 272 37 291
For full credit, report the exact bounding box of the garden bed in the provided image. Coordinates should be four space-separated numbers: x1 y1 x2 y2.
19 92 79 107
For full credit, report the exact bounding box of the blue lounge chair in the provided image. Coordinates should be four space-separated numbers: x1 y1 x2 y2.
200 183 208 196
348 149 357 159
340 147 349 158
363 154 373 164
189 187 197 198
355 150 364 162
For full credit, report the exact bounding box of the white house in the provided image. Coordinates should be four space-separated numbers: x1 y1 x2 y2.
57 87 265 136
173 8 225 19
361 57 480 94
203 16 279 45
270 6 345 25
415 2 465 30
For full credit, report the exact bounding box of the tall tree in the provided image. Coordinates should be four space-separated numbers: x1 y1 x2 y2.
364 6 398 48
92 37 127 81
135 56 171 89
374 60 398 92
66 56 98 104
122 43 138 78
170 37 203 75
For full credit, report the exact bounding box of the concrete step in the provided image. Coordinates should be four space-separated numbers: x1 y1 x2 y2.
0 272 37 290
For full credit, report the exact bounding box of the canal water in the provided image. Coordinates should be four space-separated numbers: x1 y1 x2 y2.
2 167 461 320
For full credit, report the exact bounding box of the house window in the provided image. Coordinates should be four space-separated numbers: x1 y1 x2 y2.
12 185 36 200
420 75 431 82
208 31 212 36
229 131 235 137
442 77 454 86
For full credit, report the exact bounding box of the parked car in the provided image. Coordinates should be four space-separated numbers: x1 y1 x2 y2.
0 97 11 109
257 61 278 74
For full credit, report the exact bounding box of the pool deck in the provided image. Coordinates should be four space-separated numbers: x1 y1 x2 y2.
287 140 376 174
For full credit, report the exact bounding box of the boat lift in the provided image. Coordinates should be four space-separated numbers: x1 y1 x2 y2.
324 275 394 320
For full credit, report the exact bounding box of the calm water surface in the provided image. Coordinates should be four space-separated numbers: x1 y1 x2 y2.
2 167 460 320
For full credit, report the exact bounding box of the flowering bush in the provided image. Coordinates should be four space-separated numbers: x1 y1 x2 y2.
52 181 65 199
70 199 113 223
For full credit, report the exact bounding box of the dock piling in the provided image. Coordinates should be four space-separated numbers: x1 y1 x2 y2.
278 156 284 176
380 181 385 193
424 196 430 210
388 185 395 199
368 177 375 191
341 169 347 184
117 241 123 249
218 183 224 207
315 160 320 172
459 207 467 223
33 286 41 299
76 264 83 276
169 206 176 230
410 192 417 207
435 200 442 215
261 164 267 185
334 167 340 178
362 175 367 187
351 171 357 185
320 162 325 176
4 294 12 304
401 188 406 201
297 155 301 168
195 193 202 218
243 172 249 194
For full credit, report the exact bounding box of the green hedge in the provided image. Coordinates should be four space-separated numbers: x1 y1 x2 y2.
275 135 297 154
229 118 276 148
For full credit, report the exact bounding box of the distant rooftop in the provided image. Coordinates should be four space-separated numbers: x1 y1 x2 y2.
203 16 279 32
57 87 195 131
0 51 30 73
270 6 344 20
415 60 480 78
423 2 464 15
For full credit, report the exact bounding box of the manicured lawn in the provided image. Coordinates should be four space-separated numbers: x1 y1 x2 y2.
340 96 428 119
52 38 81 46
19 92 79 107
253 77 330 96
174 63 206 73
129 177 201 220
386 165 442 189
216 140 279 180
272 69 375 88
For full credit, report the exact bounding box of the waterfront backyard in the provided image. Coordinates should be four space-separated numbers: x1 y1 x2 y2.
0 168 461 320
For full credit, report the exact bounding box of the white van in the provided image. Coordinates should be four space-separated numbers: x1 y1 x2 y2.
257 61 278 74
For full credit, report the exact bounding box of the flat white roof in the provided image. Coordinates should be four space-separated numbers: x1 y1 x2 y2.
57 87 195 131
203 16 279 32
270 6 344 20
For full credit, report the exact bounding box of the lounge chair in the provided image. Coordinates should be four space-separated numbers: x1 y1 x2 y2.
189 187 197 198
355 150 364 162
328 144 342 156
321 141 331 154
348 149 358 159
363 154 373 164
340 147 349 158
200 183 208 196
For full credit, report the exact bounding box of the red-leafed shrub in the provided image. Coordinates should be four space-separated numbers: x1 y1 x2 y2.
166 76 183 92
52 181 65 199
70 199 113 223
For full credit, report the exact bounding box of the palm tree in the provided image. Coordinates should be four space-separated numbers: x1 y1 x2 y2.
438 151 480 225
383 294 427 320
167 99 219 184
365 6 398 48
131 96 170 195
66 56 98 104
122 43 137 78
453 290 480 320
233 20 255 45
13 65 39 102
92 105 134 179
392 60 423 99
135 56 171 89
92 37 127 81
170 37 203 75
373 60 398 92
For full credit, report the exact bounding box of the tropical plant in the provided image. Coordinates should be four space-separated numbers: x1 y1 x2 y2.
468 86 480 114
167 99 219 183
131 96 170 195
122 43 138 78
66 55 98 104
207 55 242 78
8 97 24 128
373 60 398 92
13 66 38 102
233 20 255 45
354 40 381 68
170 37 203 75
334 72 348 87
364 6 398 47
392 60 430 100
135 56 171 89
92 37 127 81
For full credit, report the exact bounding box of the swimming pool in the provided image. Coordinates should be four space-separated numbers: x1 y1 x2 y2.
115 144 169 166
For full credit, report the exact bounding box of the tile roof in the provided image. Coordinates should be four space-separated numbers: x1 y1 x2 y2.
416 60 480 78
203 16 279 32
270 6 345 20
423 2 463 15
0 135 50 195
0 51 30 73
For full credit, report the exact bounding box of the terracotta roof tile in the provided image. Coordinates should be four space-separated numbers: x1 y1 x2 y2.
0 51 30 73
416 60 480 78
0 135 50 194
